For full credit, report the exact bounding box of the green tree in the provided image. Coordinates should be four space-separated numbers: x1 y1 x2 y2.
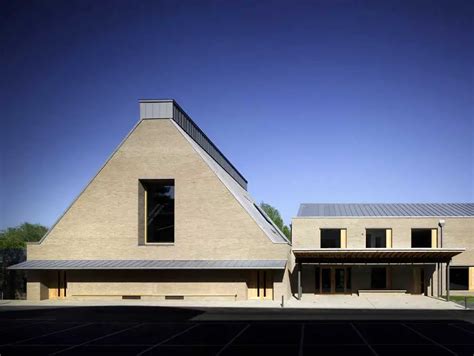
0 223 48 249
0 223 48 299
259 202 291 241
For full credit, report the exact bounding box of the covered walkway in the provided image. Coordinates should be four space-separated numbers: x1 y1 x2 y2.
293 248 465 300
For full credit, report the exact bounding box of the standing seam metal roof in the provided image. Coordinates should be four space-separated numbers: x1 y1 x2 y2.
297 203 474 217
8 260 287 270
140 100 248 189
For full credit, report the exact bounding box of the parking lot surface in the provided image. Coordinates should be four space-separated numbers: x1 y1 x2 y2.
0 306 473 355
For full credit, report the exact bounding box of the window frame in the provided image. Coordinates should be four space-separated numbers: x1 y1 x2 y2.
320 228 343 249
411 228 433 248
140 179 175 245
365 228 388 248
449 267 469 291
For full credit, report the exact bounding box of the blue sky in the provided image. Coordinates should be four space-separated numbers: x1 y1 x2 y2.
1 0 473 229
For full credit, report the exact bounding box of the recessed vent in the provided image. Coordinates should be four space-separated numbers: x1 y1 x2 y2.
122 295 141 300
165 295 184 300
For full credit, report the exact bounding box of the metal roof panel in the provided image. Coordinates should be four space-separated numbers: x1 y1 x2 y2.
297 203 474 217
8 259 287 270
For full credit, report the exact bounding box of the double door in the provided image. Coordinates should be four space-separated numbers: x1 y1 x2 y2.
49 271 67 299
248 270 273 300
315 267 351 294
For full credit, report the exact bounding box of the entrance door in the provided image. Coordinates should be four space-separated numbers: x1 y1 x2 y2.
248 271 273 300
321 268 332 293
317 267 349 294
413 267 425 294
334 268 346 293
371 267 386 289
49 271 67 299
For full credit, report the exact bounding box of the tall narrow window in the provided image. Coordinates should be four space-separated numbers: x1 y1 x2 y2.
142 180 175 243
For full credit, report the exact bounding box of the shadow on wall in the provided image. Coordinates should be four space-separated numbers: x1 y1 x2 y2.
289 265 298 298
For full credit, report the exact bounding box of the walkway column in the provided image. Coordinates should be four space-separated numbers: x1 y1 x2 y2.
436 263 440 297
297 262 302 300
446 260 450 301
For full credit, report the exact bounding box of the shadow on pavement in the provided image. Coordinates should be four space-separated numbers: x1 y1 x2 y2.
0 306 204 322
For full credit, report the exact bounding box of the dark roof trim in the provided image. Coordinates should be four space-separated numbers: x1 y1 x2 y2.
293 248 464 264
140 99 248 190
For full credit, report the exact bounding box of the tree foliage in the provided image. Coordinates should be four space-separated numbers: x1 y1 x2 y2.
0 223 48 249
259 202 291 241
0 223 48 299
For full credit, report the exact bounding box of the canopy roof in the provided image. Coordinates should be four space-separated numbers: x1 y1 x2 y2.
8 259 287 270
292 248 464 264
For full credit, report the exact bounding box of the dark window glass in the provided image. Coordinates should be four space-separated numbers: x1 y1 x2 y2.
450 268 469 290
335 268 345 293
346 268 352 290
321 229 341 248
371 267 386 289
143 180 174 243
321 269 331 293
411 229 432 248
366 229 386 248
315 267 320 293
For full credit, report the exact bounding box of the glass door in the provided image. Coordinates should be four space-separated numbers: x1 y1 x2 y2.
321 268 332 293
335 268 345 293
316 267 351 294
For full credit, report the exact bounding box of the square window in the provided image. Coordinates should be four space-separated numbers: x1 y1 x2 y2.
366 229 387 248
450 268 469 290
321 229 341 248
411 229 432 248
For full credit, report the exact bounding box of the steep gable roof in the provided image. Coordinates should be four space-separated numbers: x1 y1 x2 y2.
140 100 248 189
173 120 289 244
34 99 289 246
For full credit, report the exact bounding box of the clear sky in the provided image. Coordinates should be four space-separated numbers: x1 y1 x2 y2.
1 0 473 229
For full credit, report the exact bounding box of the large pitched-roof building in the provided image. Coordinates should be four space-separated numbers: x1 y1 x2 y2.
9 100 474 301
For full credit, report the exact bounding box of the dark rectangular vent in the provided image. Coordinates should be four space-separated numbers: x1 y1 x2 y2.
165 295 184 300
122 295 141 300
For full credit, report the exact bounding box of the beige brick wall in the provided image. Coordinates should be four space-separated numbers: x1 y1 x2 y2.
292 217 473 265
28 269 288 301
66 270 249 301
26 119 290 300
28 119 289 261
26 271 49 300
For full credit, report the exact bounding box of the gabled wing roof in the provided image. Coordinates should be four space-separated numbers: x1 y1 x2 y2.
173 121 290 244
297 203 474 217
